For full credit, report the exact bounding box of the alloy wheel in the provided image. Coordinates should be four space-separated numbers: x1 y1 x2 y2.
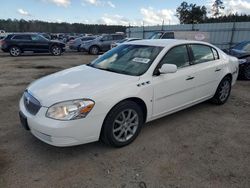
10 47 20 56
219 80 230 102
112 109 139 142
52 46 61 56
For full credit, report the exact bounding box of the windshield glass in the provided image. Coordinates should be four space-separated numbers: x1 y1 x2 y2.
232 41 250 50
149 32 164 39
88 44 163 76
117 38 128 43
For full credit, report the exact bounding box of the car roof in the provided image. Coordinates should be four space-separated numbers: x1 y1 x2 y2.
128 39 212 47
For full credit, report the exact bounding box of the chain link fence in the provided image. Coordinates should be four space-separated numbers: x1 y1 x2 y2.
126 22 250 49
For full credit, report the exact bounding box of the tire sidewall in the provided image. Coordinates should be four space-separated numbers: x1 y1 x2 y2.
243 64 250 80
90 46 99 55
9 46 21 57
213 77 232 105
102 101 144 147
51 45 61 56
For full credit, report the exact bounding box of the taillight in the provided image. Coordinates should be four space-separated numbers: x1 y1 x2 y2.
0 40 5 45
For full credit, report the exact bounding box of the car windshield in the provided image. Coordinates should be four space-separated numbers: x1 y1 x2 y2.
232 41 250 50
149 32 164 39
88 44 163 76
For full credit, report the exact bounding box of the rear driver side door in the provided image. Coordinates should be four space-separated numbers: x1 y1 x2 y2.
188 44 224 100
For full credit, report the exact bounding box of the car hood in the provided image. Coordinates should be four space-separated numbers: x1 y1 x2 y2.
27 65 139 107
50 40 65 45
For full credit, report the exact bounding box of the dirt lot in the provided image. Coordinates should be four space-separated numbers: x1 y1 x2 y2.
0 51 249 188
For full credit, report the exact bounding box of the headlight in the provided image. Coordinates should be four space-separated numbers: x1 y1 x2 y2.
46 99 95 121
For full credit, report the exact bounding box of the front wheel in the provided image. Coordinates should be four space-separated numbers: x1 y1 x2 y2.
51 46 62 56
89 46 100 55
211 76 232 105
101 101 144 147
9 46 21 57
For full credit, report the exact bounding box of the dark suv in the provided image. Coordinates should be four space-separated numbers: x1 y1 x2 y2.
0 33 65 56
80 34 125 55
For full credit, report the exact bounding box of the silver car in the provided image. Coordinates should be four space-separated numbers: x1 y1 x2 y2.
68 36 96 52
80 34 125 55
111 38 141 48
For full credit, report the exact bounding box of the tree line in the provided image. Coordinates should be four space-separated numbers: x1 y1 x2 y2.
176 0 250 24
0 19 127 34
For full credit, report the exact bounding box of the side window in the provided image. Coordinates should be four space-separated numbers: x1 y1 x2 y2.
191 44 214 64
161 32 175 39
212 48 219 60
12 35 30 40
31 35 45 41
160 45 190 68
102 35 112 41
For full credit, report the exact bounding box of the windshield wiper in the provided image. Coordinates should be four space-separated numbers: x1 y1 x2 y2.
86 64 132 75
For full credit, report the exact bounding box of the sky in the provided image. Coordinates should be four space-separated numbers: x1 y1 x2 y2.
0 0 250 26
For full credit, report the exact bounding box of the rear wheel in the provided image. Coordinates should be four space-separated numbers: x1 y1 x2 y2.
9 46 21 57
51 45 62 56
243 64 250 80
89 46 100 55
101 101 144 147
77 45 81 52
211 76 232 105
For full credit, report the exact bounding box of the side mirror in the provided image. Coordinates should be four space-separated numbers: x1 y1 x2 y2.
159 64 177 74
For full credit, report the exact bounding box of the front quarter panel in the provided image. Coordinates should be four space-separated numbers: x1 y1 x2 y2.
91 78 154 124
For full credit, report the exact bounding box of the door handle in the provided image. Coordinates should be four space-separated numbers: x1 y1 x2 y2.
186 76 195 80
215 68 221 72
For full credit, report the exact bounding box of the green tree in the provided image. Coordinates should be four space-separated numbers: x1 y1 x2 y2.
176 2 207 24
212 0 225 17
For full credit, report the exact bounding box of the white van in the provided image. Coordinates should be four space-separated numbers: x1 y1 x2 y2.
149 31 210 42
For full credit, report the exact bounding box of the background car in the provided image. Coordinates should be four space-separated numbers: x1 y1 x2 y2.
1 33 65 56
148 31 210 42
224 41 250 80
68 36 96 51
80 34 125 55
110 38 141 48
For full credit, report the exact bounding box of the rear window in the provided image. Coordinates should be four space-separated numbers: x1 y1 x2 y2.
12 35 30 40
191 44 214 64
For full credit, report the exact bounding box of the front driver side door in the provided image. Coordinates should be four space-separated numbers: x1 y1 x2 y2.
30 35 49 52
152 45 198 118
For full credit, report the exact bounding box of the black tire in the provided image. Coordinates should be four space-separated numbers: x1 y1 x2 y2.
77 45 81 52
101 101 144 147
89 46 100 55
9 46 21 57
51 45 62 56
243 64 250 80
211 76 232 105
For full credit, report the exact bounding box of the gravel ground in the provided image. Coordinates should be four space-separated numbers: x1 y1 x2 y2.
0 51 250 188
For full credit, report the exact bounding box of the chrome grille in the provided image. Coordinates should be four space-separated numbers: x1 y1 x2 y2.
23 91 41 115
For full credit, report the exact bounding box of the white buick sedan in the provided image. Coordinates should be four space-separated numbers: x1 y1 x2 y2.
19 40 239 147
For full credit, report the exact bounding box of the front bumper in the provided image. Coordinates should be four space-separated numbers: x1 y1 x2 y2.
19 97 105 147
